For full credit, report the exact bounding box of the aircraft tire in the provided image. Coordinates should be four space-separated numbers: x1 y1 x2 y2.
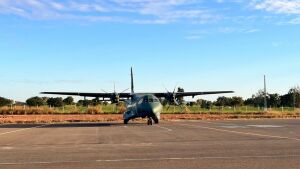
147 118 153 125
124 119 128 124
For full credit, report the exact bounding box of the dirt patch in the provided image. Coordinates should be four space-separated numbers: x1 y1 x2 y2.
1 113 300 124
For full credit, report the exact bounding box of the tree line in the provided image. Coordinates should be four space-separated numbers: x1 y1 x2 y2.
0 87 300 108
24 96 109 107
194 87 300 108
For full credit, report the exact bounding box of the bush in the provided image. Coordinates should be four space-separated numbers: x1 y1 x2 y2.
63 97 74 105
0 97 13 107
26 97 46 106
47 97 63 107
86 106 103 114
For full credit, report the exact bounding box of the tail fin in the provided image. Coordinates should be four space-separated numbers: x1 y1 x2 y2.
131 67 134 94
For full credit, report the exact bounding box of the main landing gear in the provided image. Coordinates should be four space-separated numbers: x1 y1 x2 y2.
147 117 153 125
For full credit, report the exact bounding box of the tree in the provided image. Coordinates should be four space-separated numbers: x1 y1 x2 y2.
288 87 300 108
196 99 212 109
250 90 267 107
280 94 291 107
177 87 185 105
280 87 300 107
77 99 93 106
215 96 229 106
26 97 46 106
47 97 63 107
203 100 213 109
231 96 244 107
63 97 74 105
268 93 281 107
91 98 102 106
244 96 255 106
0 97 13 107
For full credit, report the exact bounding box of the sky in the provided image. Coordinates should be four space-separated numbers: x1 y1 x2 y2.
0 0 300 102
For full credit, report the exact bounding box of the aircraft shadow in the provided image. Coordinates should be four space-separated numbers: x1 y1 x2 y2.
0 122 146 129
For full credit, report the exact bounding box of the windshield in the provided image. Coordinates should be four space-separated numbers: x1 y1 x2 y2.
143 95 159 103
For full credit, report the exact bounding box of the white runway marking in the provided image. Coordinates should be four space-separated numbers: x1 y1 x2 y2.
197 120 237 126
155 125 173 131
1 155 300 165
0 124 49 136
0 146 14 150
221 125 247 129
177 123 300 141
247 125 283 128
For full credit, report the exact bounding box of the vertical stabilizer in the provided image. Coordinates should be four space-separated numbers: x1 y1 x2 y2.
131 67 134 94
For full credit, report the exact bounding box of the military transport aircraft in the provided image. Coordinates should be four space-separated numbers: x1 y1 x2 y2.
41 68 233 125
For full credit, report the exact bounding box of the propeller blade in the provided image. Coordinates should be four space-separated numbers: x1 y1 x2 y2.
120 88 129 94
173 84 178 94
162 84 170 93
174 100 179 106
101 89 108 93
166 104 171 111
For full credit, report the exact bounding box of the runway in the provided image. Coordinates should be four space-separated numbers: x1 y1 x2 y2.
0 119 300 169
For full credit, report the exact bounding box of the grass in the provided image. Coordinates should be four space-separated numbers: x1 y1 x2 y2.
0 105 299 115
1 105 300 123
161 105 297 114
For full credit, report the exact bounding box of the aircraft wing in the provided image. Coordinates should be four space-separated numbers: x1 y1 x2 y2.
152 91 234 98
41 92 132 98
174 91 234 97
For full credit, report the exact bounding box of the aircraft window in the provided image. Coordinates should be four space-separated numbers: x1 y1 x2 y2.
153 98 159 102
138 99 143 104
148 98 154 103
143 97 149 103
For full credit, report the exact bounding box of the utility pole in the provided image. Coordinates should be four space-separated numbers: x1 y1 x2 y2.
293 89 296 110
264 75 268 111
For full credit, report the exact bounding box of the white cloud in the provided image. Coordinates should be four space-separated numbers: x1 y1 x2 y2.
288 16 300 24
0 0 220 24
252 0 300 14
251 0 300 24
244 28 261 33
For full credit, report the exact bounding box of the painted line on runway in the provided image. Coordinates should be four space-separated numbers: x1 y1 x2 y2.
247 125 283 128
197 120 238 126
2 155 300 165
155 125 173 131
177 123 300 141
190 121 285 129
97 157 195 162
0 124 50 136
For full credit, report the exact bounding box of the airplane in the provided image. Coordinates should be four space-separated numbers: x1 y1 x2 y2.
41 67 234 125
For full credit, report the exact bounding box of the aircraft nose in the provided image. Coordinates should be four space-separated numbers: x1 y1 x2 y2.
149 103 163 115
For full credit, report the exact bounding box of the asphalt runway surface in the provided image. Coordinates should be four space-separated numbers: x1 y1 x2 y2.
0 119 300 169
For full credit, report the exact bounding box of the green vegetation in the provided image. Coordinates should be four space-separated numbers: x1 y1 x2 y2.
0 104 298 115
1 86 300 115
0 97 13 107
26 97 47 106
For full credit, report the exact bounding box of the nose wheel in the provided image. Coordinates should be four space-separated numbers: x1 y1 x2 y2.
147 118 153 125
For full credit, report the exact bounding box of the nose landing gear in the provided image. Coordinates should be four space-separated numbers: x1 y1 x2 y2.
147 117 153 125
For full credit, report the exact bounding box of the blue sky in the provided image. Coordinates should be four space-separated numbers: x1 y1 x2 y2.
0 0 300 102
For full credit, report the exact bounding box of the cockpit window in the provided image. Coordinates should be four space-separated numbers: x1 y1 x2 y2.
143 97 149 103
153 98 159 102
142 96 159 103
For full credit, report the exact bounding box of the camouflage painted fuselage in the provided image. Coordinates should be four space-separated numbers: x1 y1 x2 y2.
123 94 163 124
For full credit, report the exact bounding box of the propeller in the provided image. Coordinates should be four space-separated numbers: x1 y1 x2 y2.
101 83 129 104
164 84 180 111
